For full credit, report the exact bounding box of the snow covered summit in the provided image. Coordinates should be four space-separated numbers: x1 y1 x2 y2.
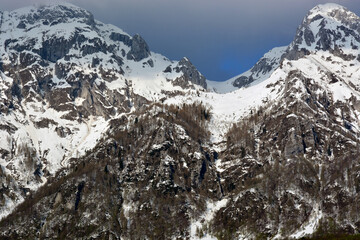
2 3 360 240
210 3 360 93
307 3 352 19
287 2 360 57
0 2 207 220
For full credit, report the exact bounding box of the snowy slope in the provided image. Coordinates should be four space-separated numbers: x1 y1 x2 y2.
167 4 360 238
207 46 287 93
0 2 207 220
167 66 287 143
2 2 360 239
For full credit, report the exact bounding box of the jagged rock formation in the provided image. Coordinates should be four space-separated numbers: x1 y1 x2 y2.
126 34 151 61
207 46 286 93
1 3 360 240
0 2 207 222
173 57 207 89
210 3 360 92
286 3 360 61
0 103 219 239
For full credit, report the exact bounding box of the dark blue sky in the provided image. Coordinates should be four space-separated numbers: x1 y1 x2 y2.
2 0 360 81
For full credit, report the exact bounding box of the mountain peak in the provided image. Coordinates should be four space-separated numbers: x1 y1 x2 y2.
285 3 360 60
308 3 346 16
3 3 360 239
10 1 85 15
305 3 358 23
7 1 94 27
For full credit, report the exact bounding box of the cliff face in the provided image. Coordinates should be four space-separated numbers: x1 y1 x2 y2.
1 3 360 240
0 2 207 223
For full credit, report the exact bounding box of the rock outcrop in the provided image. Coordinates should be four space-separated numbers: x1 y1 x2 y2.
126 34 151 61
0 2 207 227
2 3 360 240
174 57 207 89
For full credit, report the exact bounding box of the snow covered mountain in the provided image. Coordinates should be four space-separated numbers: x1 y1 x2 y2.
210 3 360 94
1 2 360 239
0 2 208 220
207 46 286 93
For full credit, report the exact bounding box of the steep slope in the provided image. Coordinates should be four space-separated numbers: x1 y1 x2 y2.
0 103 219 240
2 3 360 240
211 3 360 94
205 3 360 238
158 3 360 238
286 3 360 60
207 46 286 93
210 56 360 239
0 3 207 220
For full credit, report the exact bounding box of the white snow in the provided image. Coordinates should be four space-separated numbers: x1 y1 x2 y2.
207 79 238 94
0 193 24 221
190 198 229 239
308 3 347 19
290 203 323 238
330 81 353 102
167 64 287 144
208 46 287 94
1 3 360 236
123 53 185 101
194 152 202 160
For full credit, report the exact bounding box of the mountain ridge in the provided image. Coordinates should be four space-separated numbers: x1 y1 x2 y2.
0 2 207 221
1 2 360 239
211 3 360 94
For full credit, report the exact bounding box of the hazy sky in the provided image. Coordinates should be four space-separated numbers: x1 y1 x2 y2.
1 0 360 81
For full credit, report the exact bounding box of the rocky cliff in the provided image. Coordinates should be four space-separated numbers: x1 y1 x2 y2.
0 2 207 223
1 3 360 240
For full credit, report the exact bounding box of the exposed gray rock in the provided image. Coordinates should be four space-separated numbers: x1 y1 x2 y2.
174 57 207 89
231 47 286 88
110 54 124 67
147 59 154 67
126 34 151 61
284 4 360 61
54 62 67 79
16 21 26 29
37 37 74 62
91 57 100 68
81 38 109 56
120 49 126 57
252 58 277 75
109 32 132 46
25 4 96 27
304 27 315 46
163 65 172 73
285 46 311 61
233 76 254 88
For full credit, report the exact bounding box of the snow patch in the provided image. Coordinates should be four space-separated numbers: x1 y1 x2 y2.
190 199 229 239
290 203 323 238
